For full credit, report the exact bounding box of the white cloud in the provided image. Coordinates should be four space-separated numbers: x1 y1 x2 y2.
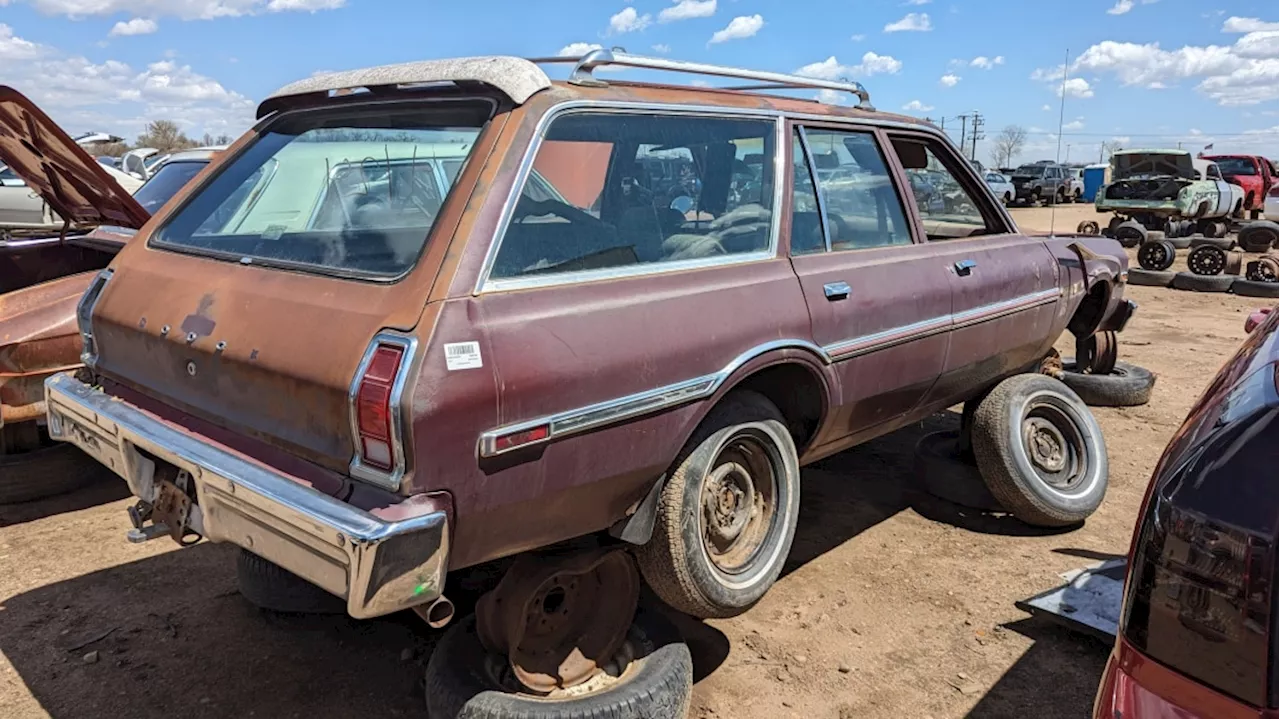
815 88 845 105
902 99 933 111
1222 16 1279 33
970 55 1004 69
658 0 715 23
850 33 865 41
884 12 931 32
939 73 960 87
904 0 931 4
1106 0 1133 15
1062 119 1085 131
0 23 44 59
108 17 158 36
1112 135 1131 144
651 43 671 54
709 14 763 43
0 23 252 139
1042 104 1051 110
558 42 603 57
1062 77 1094 97
609 6 652 34
4 0 343 19
796 52 903 80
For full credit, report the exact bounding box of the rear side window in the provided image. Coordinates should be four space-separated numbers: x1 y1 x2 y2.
487 113 776 282
132 160 207 215
151 101 490 278
890 136 1004 241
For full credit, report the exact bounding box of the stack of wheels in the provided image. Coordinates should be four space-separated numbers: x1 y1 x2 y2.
912 374 1109 527
1238 221 1280 253
1237 253 1280 298
1160 218 1196 249
1173 245 1238 292
1130 239 1178 286
1189 236 1235 251
1112 219 1147 248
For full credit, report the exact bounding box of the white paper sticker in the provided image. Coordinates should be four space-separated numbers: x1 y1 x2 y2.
444 341 483 370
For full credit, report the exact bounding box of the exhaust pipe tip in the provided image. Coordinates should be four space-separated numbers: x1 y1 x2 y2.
415 595 455 629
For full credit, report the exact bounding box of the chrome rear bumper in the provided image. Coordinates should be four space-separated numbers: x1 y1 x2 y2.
43 373 449 619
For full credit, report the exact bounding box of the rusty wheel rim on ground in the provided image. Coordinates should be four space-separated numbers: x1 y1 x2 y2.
698 429 780 581
1223 250 1244 276
475 549 640 695
1076 220 1099 236
1075 331 1118 376
1248 256 1280 283
1021 401 1089 492
1188 245 1228 276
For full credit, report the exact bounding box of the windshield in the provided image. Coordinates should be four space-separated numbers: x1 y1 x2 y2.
152 101 490 278
1213 157 1258 176
132 160 208 215
1014 165 1044 176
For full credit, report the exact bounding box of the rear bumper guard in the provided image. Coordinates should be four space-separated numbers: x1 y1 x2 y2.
43 372 449 619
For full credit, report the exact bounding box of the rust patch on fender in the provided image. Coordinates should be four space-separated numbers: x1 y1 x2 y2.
179 293 217 339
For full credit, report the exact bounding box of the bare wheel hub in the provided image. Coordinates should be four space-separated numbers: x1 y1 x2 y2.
1076 331 1117 375
704 462 755 545
1024 417 1067 473
475 548 639 694
698 432 778 576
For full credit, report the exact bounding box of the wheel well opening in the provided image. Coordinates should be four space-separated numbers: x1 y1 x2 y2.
732 363 824 452
1067 282 1110 338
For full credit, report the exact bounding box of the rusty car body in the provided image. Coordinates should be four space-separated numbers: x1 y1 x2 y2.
0 86 215 466
47 52 1136 624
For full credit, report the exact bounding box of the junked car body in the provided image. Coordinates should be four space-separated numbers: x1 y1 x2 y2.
1095 150 1244 224
45 52 1136 713
0 86 213 474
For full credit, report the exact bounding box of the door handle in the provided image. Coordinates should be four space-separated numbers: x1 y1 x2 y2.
823 281 851 301
954 259 977 277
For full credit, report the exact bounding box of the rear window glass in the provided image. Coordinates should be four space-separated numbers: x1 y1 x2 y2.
151 102 490 278
488 113 775 282
1214 157 1258 176
132 160 207 215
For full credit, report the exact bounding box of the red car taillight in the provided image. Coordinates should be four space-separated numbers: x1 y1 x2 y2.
356 344 404 470
349 334 415 487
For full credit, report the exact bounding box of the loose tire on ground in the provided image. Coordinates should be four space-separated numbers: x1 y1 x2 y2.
1238 222 1280 253
1232 279 1280 298
1167 237 1193 250
1171 271 1235 293
1113 220 1147 248
1189 237 1235 251
1058 360 1155 408
1136 240 1176 271
425 610 693 719
971 374 1109 527
637 390 800 619
236 549 346 614
0 444 113 505
912 430 1003 512
1127 269 1176 287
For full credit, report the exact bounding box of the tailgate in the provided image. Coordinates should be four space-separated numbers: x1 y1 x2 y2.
90 252 425 472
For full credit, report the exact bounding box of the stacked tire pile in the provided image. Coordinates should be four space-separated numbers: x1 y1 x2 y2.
1126 221 1279 298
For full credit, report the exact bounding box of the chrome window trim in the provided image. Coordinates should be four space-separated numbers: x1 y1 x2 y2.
476 286 1062 456
474 102 791 294
76 268 113 370
348 331 419 491
794 126 833 253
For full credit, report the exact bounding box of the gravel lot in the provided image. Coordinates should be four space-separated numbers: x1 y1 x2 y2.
0 202 1271 718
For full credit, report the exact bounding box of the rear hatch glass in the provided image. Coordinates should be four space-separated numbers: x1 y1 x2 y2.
151 101 491 279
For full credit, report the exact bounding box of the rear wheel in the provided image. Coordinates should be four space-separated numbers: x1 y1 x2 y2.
236 549 346 614
637 391 800 619
971 374 1108 527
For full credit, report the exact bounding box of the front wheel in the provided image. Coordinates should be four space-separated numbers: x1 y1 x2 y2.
636 391 800 619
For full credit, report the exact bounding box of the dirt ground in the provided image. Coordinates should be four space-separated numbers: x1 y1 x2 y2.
0 203 1273 719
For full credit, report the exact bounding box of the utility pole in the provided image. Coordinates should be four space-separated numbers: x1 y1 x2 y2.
969 111 984 161
956 114 968 155
1065 144 1072 163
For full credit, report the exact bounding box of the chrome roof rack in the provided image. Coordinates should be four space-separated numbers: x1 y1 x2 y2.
529 49 874 110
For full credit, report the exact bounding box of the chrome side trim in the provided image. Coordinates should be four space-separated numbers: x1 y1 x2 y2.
478 338 828 457
951 288 1062 329
347 332 419 492
44 373 449 620
482 250 775 293
824 313 953 360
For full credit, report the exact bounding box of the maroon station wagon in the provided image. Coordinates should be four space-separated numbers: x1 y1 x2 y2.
46 52 1135 715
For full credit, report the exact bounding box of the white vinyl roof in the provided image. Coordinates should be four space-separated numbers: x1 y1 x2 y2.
258 56 552 118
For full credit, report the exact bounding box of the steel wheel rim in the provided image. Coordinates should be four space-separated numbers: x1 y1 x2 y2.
1189 247 1226 275
1020 400 1088 491
698 429 780 578
1138 242 1169 270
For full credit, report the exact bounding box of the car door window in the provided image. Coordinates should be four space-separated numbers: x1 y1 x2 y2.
888 136 1004 241
488 113 776 282
789 132 825 256
795 127 911 251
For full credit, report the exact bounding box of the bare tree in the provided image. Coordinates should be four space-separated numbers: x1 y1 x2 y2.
989 125 1028 169
135 120 196 152
1099 140 1124 162
201 132 234 146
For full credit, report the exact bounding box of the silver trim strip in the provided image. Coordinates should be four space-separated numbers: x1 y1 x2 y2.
347 332 419 492
477 287 1062 455
44 373 449 620
795 126 833 253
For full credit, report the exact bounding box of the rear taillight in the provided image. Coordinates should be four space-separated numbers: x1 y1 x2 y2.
77 269 113 368
349 333 416 488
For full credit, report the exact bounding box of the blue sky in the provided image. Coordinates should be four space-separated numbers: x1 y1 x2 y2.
2 0 1276 164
